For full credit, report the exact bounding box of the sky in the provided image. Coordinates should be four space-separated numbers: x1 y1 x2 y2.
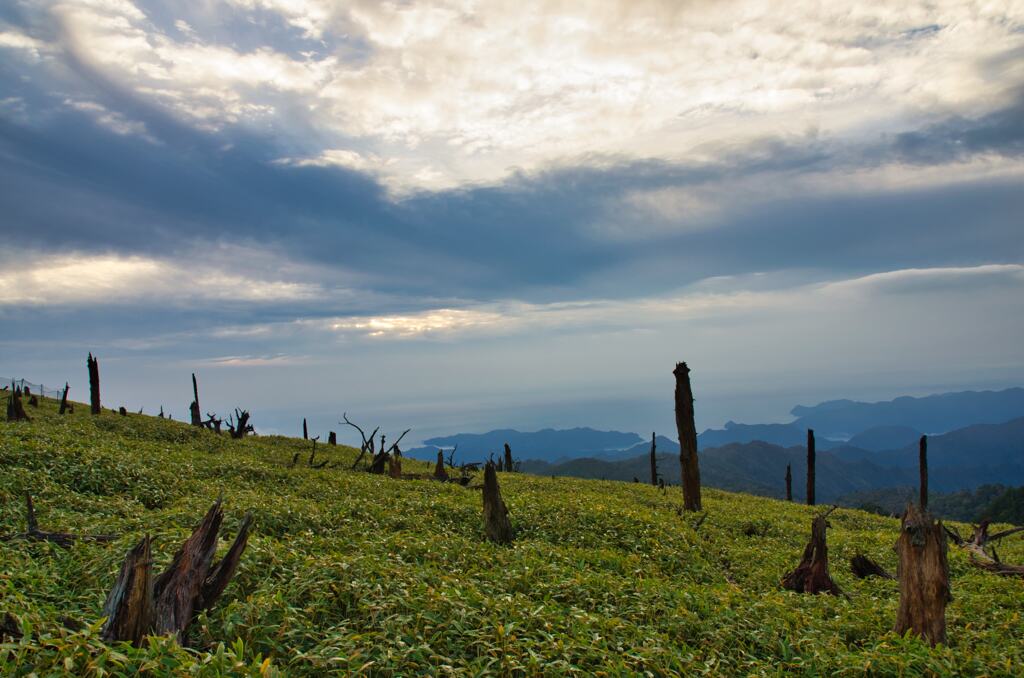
2 0 1023 445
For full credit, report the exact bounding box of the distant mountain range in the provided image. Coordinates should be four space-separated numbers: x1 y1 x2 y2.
405 427 643 463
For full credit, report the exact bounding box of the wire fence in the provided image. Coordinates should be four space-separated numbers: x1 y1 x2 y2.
2 378 67 399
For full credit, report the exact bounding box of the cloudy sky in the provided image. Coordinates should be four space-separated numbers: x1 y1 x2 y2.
2 0 1023 443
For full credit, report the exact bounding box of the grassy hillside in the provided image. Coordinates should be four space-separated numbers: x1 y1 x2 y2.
2 396 1023 676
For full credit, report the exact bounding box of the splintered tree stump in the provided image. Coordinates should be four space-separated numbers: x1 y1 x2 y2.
388 455 402 479
119 407 128 416
673 362 702 512
227 409 253 439
785 463 793 502
59 382 70 415
504 443 514 473
434 450 449 481
190 374 202 427
850 554 895 580
482 462 513 544
806 429 816 506
88 353 101 415
782 509 843 596
102 500 252 646
328 431 337 446
6 382 30 422
894 503 950 646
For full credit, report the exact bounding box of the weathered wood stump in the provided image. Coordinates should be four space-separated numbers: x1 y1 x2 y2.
504 443 514 473
101 500 252 646
482 462 513 544
190 373 202 427
894 502 950 646
785 463 793 502
328 431 337 446
434 450 449 481
6 383 30 422
782 508 843 596
850 554 895 579
673 362 702 512
88 353 101 415
388 455 402 479
59 382 70 415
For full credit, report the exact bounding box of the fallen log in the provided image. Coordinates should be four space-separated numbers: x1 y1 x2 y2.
0 494 116 548
102 499 252 645
782 506 843 596
850 554 895 580
945 520 1024 578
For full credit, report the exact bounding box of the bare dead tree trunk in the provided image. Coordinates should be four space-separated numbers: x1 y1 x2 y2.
303 418 308 440
785 463 793 502
919 435 928 511
504 443 514 473
328 431 337 446
482 462 513 544
388 454 402 479
102 500 252 646
650 432 658 486
894 502 950 646
806 429 816 506
190 373 202 427
88 353 101 415
6 382 30 422
850 554 895 579
59 382 70 415
673 362 702 512
119 407 127 416
434 450 449 480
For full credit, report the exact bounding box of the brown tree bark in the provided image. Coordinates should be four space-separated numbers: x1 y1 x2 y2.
782 508 843 596
919 435 928 511
650 432 658 486
785 463 792 502
806 429 816 506
894 502 950 646
59 382 70 415
388 455 402 479
673 362 701 512
504 443 514 473
434 450 449 480
88 353 101 415
482 462 513 544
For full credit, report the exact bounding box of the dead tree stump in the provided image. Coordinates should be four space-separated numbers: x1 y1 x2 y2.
303 418 308 440
102 500 252 646
434 450 449 481
785 463 793 502
328 431 337 446
227 409 252 439
504 443 514 472
118 407 127 416
673 362 702 512
190 374 202 427
59 382 70 415
6 383 30 422
894 502 950 646
782 507 843 595
806 429 816 506
649 432 658 486
850 554 895 579
388 455 402 479
88 353 101 415
482 462 513 544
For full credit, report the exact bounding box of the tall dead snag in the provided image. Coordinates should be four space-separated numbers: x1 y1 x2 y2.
434 450 449 481
6 382 30 422
919 435 928 511
87 353 101 415
482 462 513 544
649 432 658 486
101 500 252 646
850 554 895 579
782 506 843 596
303 418 308 440
673 362 702 511
189 374 202 427
894 502 950 646
785 464 793 502
806 429 816 506
504 443 514 473
59 382 70 415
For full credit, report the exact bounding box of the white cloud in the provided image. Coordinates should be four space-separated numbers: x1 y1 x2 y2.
64 98 159 142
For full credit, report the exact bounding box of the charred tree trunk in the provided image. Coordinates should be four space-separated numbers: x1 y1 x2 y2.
303 418 308 440
328 431 337 446
850 554 895 579
782 507 842 596
482 462 513 544
101 500 252 646
919 435 928 511
673 362 702 512
368 452 390 474
650 432 658 486
894 502 950 646
785 464 793 502
434 450 449 481
59 382 70 415
504 443 514 473
806 429 816 506
228 409 252 439
119 407 128 416
6 383 30 422
88 353 101 415
190 374 202 427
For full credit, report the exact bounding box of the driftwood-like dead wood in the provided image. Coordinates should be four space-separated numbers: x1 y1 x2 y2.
850 554 895 579
59 382 70 415
227 409 253 439
0 494 116 548
782 506 843 596
895 503 950 646
673 362 702 512
806 429 816 506
88 353 101 415
6 382 30 422
482 462 513 544
434 450 449 481
946 520 1024 578
341 413 378 469
102 500 252 646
